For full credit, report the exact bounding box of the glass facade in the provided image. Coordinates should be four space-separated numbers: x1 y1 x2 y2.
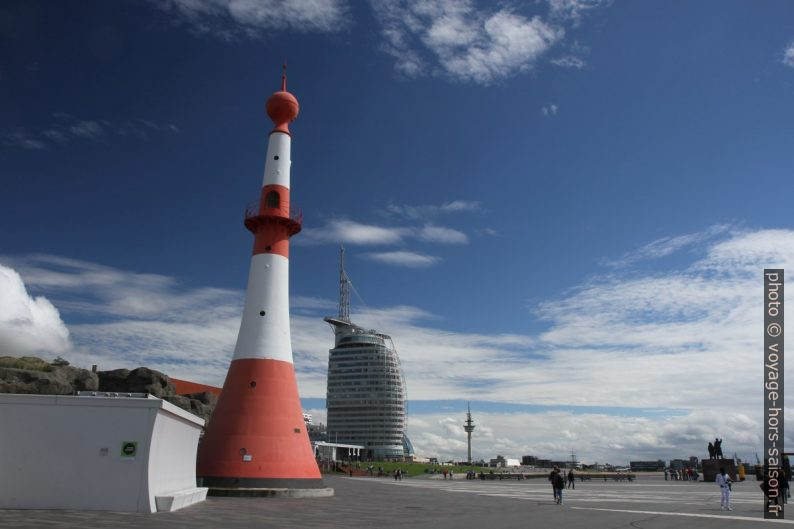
325 318 406 460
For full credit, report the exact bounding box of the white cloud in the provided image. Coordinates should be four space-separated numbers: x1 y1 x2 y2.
548 0 609 26
3 254 241 321
42 129 68 143
1 116 178 151
300 217 469 246
370 0 563 85
551 55 585 69
363 251 441 267
386 199 481 220
441 200 480 213
408 409 762 464
541 104 558 116
157 0 349 39
783 41 794 67
4 225 791 463
605 224 732 268
300 219 408 245
1 132 46 150
0 264 71 356
418 225 468 244
70 121 105 139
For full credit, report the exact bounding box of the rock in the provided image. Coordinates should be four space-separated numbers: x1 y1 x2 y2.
0 357 210 422
164 391 217 423
0 363 98 395
0 367 72 394
164 394 192 409
186 391 218 406
59 365 99 391
97 367 175 397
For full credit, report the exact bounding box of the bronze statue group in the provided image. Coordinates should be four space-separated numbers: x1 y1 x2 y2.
707 438 724 459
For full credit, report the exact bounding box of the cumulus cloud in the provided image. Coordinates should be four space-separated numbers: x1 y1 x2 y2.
783 41 794 67
370 0 563 84
541 104 558 116
363 251 441 267
408 409 762 464
157 0 349 39
0 264 70 356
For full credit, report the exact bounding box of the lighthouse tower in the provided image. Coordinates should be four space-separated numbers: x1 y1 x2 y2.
197 68 331 497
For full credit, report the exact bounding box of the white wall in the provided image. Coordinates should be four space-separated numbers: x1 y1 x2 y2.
0 394 204 513
147 404 203 502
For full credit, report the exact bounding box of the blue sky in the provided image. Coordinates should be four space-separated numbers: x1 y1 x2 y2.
2 0 794 464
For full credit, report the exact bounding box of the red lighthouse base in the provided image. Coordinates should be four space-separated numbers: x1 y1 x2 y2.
197 358 332 496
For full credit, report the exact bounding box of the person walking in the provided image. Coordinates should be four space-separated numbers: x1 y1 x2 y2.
553 468 566 504
567 469 575 489
716 467 733 511
549 467 559 503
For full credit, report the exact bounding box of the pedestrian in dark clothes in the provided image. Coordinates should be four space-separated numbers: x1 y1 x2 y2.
548 467 559 503
553 469 566 504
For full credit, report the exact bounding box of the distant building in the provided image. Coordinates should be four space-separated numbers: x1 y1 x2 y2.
306 421 327 443
630 460 665 471
521 455 537 466
490 455 507 467
669 458 693 470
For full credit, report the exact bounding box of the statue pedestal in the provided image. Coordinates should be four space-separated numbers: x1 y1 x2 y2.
701 458 736 482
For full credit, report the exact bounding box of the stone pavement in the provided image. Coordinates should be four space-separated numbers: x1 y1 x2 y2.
0 474 790 529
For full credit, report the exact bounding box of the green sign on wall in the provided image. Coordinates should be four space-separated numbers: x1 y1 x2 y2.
121 441 137 458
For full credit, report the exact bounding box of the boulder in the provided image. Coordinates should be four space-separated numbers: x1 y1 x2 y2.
0 357 211 423
164 391 217 423
0 363 98 395
97 367 174 397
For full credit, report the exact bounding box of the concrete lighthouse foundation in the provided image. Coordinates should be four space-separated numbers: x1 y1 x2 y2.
196 68 332 497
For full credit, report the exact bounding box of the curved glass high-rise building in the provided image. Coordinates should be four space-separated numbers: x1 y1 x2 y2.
324 316 407 460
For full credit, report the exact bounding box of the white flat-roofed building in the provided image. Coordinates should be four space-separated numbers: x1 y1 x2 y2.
0 393 206 513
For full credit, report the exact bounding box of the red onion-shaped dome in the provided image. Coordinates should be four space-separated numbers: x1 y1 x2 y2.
266 90 299 135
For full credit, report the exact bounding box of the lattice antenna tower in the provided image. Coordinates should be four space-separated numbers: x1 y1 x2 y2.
338 245 351 322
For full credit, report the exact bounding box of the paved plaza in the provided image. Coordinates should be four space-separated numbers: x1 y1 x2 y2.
0 474 790 529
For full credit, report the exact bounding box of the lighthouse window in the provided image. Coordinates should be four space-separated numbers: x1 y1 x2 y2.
274 155 279 160
265 191 280 208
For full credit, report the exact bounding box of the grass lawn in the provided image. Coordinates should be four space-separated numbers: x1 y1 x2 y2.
347 461 487 477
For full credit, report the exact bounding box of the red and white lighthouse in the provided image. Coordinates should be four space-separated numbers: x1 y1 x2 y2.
197 68 331 496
